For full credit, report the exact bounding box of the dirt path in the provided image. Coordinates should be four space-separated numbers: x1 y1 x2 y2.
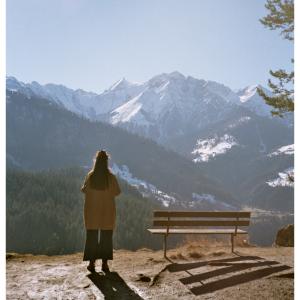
6 246 293 299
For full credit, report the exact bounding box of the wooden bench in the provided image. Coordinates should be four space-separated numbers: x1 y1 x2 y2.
147 211 251 257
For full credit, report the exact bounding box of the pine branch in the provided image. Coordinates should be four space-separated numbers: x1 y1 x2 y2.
260 0 294 40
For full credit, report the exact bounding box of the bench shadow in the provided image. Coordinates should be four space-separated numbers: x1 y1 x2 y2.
87 271 143 299
166 255 292 296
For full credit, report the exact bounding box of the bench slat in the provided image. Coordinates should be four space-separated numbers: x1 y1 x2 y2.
153 211 251 218
148 228 248 234
153 220 250 227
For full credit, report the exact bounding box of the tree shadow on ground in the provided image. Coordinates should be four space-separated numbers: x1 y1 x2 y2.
88 271 143 299
166 255 292 296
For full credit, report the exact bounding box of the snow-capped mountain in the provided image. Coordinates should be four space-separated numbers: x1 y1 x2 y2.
236 85 273 116
6 73 294 212
6 76 144 120
7 89 240 211
7 73 287 143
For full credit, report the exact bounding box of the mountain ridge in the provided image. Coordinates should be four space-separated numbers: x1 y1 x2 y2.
6 89 238 210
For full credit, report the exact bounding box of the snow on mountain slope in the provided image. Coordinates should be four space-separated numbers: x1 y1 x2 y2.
236 85 273 116
95 79 145 117
266 167 294 188
6 74 275 122
191 134 238 162
191 192 236 209
238 85 258 103
110 91 149 125
7 77 98 117
6 76 144 120
268 144 294 157
7 73 292 144
107 72 242 141
111 163 237 209
111 163 177 207
5 73 251 140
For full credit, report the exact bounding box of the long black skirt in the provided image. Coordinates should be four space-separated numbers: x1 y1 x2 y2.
83 229 113 261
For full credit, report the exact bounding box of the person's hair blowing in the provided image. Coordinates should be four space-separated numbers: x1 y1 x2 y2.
90 150 111 190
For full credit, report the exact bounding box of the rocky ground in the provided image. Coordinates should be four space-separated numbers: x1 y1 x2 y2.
6 244 293 300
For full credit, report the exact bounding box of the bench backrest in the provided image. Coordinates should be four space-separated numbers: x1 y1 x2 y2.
153 211 251 234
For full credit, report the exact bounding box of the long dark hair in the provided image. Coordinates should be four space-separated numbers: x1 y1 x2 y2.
89 150 111 190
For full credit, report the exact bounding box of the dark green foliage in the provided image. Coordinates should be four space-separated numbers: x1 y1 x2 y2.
258 0 294 117
6 168 161 255
260 0 294 40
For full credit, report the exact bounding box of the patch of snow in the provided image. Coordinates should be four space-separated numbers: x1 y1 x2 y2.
239 85 258 102
108 77 141 91
192 193 217 204
110 92 145 125
192 134 238 162
156 80 170 93
192 193 235 209
266 167 294 187
268 144 294 157
111 163 177 207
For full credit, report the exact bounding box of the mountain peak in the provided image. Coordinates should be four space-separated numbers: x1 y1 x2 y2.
237 85 261 103
168 71 185 79
108 77 138 91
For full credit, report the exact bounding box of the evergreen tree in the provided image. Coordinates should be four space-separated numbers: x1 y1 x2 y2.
257 0 294 117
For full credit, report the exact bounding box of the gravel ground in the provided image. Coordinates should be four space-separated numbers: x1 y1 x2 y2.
6 246 293 299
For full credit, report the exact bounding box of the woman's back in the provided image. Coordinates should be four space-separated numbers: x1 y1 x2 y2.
82 150 121 272
83 173 121 230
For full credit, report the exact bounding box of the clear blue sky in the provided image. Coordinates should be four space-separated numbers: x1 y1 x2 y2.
6 0 293 93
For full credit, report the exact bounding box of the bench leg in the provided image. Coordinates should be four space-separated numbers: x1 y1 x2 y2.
163 234 167 258
231 233 234 253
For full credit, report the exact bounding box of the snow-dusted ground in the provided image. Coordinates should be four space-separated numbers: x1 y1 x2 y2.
266 167 294 188
268 144 294 157
111 164 177 207
192 134 238 162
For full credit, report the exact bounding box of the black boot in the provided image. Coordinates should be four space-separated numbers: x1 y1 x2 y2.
101 259 110 273
87 260 96 273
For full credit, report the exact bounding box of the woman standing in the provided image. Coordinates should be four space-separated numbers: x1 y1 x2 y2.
81 150 121 273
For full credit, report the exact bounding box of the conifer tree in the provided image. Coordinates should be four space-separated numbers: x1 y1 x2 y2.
257 0 294 117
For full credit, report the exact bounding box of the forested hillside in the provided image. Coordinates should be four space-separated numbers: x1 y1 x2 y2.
7 90 238 209
6 168 162 255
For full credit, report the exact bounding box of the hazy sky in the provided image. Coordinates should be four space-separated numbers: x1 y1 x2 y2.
7 0 293 93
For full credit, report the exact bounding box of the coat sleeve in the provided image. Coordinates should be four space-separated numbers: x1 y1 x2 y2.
81 175 89 193
111 175 121 197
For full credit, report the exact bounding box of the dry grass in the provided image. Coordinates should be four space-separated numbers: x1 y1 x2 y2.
211 250 226 256
180 233 252 248
169 252 186 260
188 251 204 259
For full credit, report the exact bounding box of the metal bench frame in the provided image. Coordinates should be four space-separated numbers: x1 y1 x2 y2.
147 211 251 257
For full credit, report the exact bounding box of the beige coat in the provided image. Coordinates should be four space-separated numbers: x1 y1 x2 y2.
81 173 121 230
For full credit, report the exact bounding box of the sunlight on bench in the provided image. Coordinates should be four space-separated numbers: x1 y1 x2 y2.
148 211 251 257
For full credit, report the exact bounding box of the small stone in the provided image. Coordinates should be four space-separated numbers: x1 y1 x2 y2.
136 274 151 282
